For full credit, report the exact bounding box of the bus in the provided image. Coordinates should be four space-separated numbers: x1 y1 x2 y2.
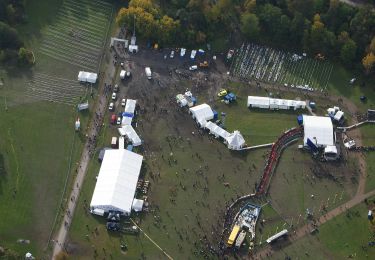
227 225 240 246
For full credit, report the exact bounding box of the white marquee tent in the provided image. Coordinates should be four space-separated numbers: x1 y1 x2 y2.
189 103 214 123
125 99 137 115
225 131 246 150
78 71 97 83
119 125 142 146
247 96 306 110
302 115 334 147
90 149 143 215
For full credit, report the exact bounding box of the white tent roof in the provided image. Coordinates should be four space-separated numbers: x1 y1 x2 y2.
226 131 245 150
334 111 344 121
247 96 270 107
121 125 142 146
189 103 214 122
121 116 132 126
205 121 230 139
125 99 136 114
90 149 143 215
303 115 334 147
324 145 337 154
132 199 144 212
78 71 97 83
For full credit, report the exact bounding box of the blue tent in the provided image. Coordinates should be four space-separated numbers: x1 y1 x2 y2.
123 112 134 118
297 115 303 125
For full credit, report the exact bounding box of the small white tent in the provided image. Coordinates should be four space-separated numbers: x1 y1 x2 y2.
125 99 137 114
78 71 98 83
303 115 334 147
132 199 144 212
225 131 245 150
247 96 270 108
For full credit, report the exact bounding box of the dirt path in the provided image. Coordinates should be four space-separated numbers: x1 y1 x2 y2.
51 55 116 259
252 189 375 259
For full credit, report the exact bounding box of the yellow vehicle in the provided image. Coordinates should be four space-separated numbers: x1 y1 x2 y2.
199 61 209 68
217 89 228 97
227 225 240 246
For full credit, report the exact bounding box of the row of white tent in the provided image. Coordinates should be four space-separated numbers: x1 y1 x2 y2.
119 99 141 146
247 96 306 110
78 71 98 83
188 103 246 150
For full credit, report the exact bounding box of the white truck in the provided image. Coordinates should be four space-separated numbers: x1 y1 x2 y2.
145 67 152 80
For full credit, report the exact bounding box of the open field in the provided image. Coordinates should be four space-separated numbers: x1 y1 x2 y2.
0 0 113 257
231 43 333 90
65 45 364 259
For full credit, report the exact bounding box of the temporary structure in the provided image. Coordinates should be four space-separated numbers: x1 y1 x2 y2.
121 116 132 126
189 103 214 122
120 70 126 79
120 125 142 146
225 131 246 150
125 99 136 115
176 94 188 107
78 71 97 83
132 199 144 212
248 96 306 110
247 96 270 108
90 149 143 215
302 115 334 147
118 136 125 150
205 121 229 139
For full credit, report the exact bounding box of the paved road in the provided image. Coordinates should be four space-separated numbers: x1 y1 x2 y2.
51 54 116 259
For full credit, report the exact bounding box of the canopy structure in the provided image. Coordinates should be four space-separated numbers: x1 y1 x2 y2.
90 149 143 215
121 116 132 126
125 99 136 115
225 130 246 150
302 115 334 147
132 199 144 212
119 125 142 146
247 96 306 110
189 103 214 122
205 121 230 139
78 71 97 83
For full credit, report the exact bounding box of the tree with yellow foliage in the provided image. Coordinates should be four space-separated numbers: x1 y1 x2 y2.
362 52 375 74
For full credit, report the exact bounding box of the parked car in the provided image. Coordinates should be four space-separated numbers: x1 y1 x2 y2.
121 98 126 107
111 92 117 100
170 50 175 58
108 102 114 111
217 89 228 97
189 65 198 71
116 116 122 125
114 84 119 92
110 114 116 124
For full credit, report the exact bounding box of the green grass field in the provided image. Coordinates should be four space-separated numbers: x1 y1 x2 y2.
0 0 112 257
317 197 375 259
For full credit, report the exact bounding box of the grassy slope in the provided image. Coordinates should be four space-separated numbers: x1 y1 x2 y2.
317 197 375 259
0 0 94 256
360 124 375 192
0 102 77 255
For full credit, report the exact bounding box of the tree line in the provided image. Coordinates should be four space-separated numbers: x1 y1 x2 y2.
0 0 34 67
116 0 375 74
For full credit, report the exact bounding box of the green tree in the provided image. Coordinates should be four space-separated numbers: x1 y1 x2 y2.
0 21 22 49
240 12 260 40
258 4 282 38
340 39 357 66
18 47 34 66
158 15 180 44
287 0 314 18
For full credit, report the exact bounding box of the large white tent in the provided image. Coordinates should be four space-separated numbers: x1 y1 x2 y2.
225 131 246 150
90 149 143 215
119 125 142 146
247 96 306 110
78 71 97 83
125 99 137 115
302 115 334 147
189 103 214 122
